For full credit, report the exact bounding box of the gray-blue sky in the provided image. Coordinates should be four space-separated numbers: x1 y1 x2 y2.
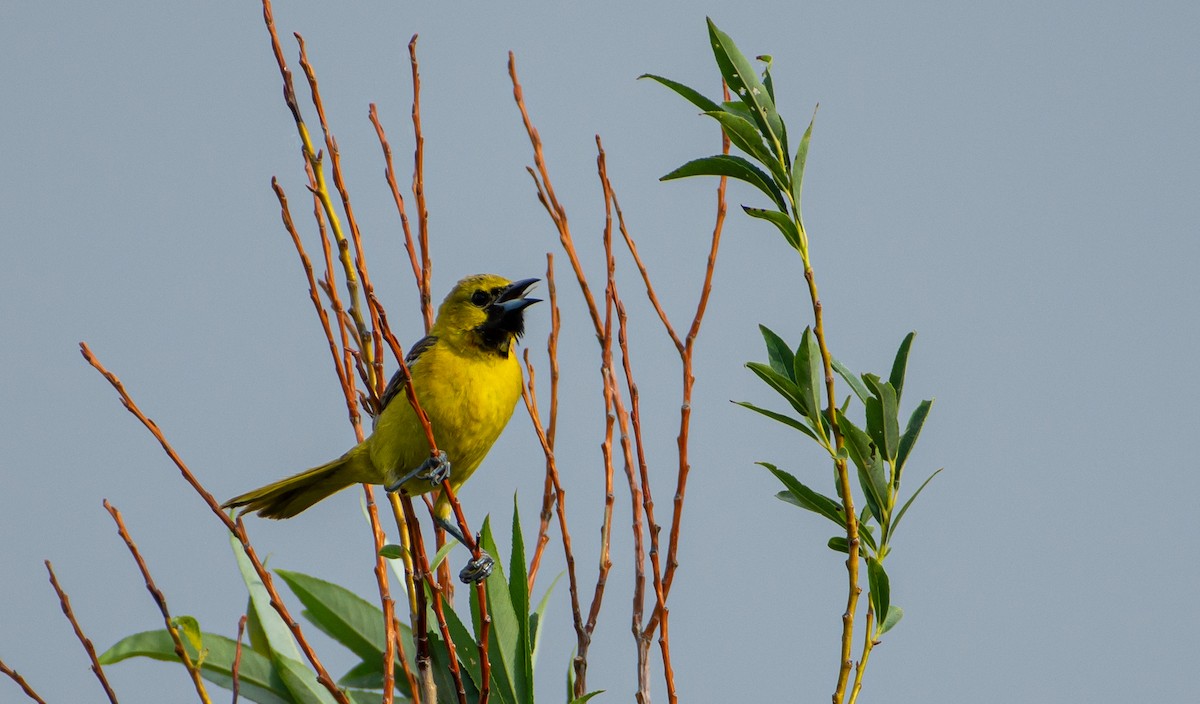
2 2 1197 702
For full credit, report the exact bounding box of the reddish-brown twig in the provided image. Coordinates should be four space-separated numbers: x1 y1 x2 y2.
408 35 433 328
44 561 119 704
232 615 248 704
0 657 48 704
525 254 562 592
103 500 211 703
368 104 425 327
398 495 435 704
80 343 350 704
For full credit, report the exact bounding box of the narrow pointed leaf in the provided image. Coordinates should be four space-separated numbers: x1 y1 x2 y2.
702 111 785 184
879 605 904 635
792 108 817 213
863 375 900 465
757 54 776 103
897 398 934 476
892 467 944 536
839 411 888 524
707 18 786 157
101 629 294 704
831 356 871 406
530 571 563 671
509 497 535 703
476 518 527 704
827 535 849 553
743 206 801 250
732 400 819 442
746 362 809 418
638 73 723 114
273 652 337 704
758 324 795 380
889 332 916 402
867 557 890 627
569 692 606 704
663 154 785 209
231 533 300 661
794 328 825 434
760 462 845 526
275 570 394 664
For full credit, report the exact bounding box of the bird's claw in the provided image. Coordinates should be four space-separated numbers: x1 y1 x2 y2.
416 451 451 485
385 451 450 492
458 554 494 584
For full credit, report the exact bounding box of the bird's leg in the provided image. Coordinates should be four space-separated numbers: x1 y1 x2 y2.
434 515 495 583
385 451 450 492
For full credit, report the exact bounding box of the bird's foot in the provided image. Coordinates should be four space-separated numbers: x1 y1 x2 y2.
385 451 450 492
458 554 494 584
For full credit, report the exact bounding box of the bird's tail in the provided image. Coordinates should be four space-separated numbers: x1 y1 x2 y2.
222 447 371 519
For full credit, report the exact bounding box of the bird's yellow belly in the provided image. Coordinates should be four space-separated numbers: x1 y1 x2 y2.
367 345 521 497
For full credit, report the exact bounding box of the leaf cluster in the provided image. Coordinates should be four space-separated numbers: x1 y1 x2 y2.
100 503 583 704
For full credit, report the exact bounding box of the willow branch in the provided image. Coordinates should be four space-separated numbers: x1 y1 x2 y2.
44 561 119 704
103 501 211 704
80 343 350 704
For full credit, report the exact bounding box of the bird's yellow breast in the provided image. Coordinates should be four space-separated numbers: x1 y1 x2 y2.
365 336 523 495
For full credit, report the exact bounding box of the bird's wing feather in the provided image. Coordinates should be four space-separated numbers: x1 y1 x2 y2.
378 335 438 413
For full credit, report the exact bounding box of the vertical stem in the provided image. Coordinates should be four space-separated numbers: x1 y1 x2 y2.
799 259 860 704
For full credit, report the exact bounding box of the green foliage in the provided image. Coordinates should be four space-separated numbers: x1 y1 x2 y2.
100 503 565 704
648 22 941 694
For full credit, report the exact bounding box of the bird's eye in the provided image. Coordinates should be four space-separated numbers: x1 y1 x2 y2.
470 290 490 307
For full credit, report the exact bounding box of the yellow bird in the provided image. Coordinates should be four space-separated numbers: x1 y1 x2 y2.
223 274 539 581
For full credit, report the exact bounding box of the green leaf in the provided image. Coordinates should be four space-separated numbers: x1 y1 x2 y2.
101 630 294 704
827 535 849 553
892 467 944 536
530 572 562 672
838 411 888 524
878 605 904 635
377 544 404 560
791 108 817 215
863 375 900 465
663 155 785 210
757 54 776 104
760 462 844 526
758 324 795 381
569 691 606 704
431 538 458 571
703 111 786 185
745 362 810 418
638 73 723 114
508 497 535 703
867 557 890 627
706 18 786 157
743 206 801 250
170 616 205 665
732 400 819 442
889 332 916 402
275 570 390 665
426 579 483 691
476 518 527 704
230 533 301 662
857 521 878 554
336 661 381 690
831 356 871 406
273 652 337 704
794 327 825 435
896 398 934 477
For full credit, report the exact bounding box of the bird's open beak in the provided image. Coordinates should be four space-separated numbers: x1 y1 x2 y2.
483 278 540 337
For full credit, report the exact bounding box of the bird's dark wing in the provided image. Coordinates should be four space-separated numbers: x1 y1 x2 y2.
378 335 438 413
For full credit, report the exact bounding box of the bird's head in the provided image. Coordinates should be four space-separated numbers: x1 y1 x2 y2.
435 274 540 356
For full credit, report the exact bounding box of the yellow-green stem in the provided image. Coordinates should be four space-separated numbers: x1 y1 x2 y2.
798 248 860 704
847 606 876 704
